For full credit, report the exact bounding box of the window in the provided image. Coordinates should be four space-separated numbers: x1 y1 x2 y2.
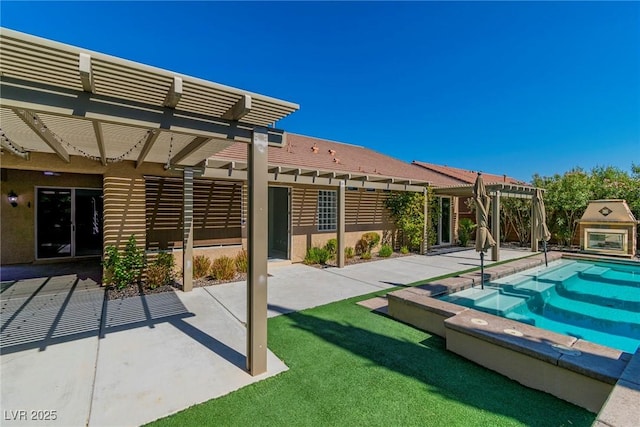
318 190 337 231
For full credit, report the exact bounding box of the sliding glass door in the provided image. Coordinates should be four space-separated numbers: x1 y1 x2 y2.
36 187 103 259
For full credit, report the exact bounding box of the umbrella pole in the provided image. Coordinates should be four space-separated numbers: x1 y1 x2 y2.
543 240 548 267
480 252 484 290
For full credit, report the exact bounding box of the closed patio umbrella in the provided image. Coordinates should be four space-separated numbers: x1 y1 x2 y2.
473 173 496 289
533 188 551 266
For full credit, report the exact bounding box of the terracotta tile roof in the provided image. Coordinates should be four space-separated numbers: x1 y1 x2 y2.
211 133 440 184
209 133 526 188
412 161 527 186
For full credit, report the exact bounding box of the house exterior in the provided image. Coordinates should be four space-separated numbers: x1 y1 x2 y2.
0 28 542 272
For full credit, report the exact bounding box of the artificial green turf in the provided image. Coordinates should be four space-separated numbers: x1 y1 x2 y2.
149 291 595 427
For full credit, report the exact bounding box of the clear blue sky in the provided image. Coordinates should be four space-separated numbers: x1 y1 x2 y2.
2 1 638 182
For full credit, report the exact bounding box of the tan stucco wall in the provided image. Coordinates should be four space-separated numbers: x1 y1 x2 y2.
1 153 178 265
170 244 245 272
0 168 102 264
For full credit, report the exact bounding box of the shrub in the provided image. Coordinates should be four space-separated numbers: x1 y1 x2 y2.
324 238 337 256
458 218 476 247
145 252 175 289
193 255 212 279
235 249 248 273
345 246 355 259
361 232 381 251
304 247 331 265
400 246 410 254
146 264 167 290
378 244 393 257
103 234 144 289
355 238 368 256
211 256 236 281
360 251 372 260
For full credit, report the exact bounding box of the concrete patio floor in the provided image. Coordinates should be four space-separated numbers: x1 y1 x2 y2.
0 248 530 426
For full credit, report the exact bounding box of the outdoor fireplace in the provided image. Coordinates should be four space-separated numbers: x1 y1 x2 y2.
578 199 638 258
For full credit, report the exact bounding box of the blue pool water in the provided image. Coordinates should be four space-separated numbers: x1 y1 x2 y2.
440 259 640 353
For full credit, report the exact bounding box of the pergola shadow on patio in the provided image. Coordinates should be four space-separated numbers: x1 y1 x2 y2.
0 263 242 361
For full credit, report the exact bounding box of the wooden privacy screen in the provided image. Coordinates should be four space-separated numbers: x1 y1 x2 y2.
290 186 392 231
145 177 243 250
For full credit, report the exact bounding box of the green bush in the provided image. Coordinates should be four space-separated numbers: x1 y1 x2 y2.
345 246 355 259
458 218 476 247
145 252 175 289
304 247 331 265
211 256 236 281
378 244 393 257
400 246 410 254
360 251 372 260
235 249 248 273
103 234 144 289
324 238 338 256
193 255 212 279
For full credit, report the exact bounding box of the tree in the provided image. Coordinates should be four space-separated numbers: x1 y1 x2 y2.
532 164 640 248
384 188 440 251
500 198 531 247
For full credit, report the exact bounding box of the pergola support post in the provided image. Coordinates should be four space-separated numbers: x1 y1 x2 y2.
247 127 268 376
421 187 429 255
337 181 346 268
531 192 539 252
491 191 500 261
182 167 194 292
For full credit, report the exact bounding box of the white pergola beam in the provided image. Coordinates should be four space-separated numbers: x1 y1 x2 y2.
222 94 251 121
79 53 94 93
203 167 427 192
163 77 183 108
136 130 161 168
170 136 211 166
0 138 30 159
92 121 107 165
13 109 69 163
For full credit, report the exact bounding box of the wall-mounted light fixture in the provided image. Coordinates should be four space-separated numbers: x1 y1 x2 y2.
8 190 18 207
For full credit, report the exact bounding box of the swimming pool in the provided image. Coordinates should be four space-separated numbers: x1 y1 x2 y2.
440 258 640 353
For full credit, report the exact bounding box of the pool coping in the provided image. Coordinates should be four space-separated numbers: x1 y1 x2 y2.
386 251 638 418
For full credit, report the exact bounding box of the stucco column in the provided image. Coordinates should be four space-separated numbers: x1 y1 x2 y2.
247 127 268 376
491 190 500 261
337 180 345 268
182 167 194 292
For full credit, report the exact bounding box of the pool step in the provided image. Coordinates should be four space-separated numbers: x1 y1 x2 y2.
581 266 611 278
535 262 591 284
442 288 497 307
540 295 640 339
474 293 527 316
558 278 640 312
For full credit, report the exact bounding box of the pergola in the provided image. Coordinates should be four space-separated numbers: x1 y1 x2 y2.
203 159 431 266
0 28 299 375
434 182 546 260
